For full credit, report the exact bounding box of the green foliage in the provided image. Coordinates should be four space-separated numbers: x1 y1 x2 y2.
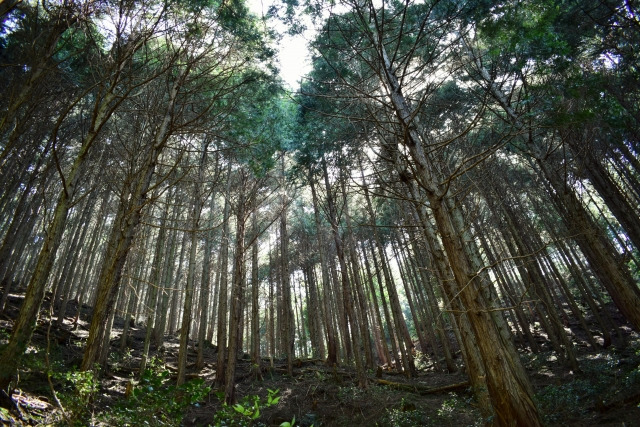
336 385 364 403
55 368 100 426
624 364 640 387
108 348 135 371
211 388 280 426
102 364 210 426
382 407 428 427
279 416 296 427
624 346 640 387
536 378 597 423
437 393 468 421
0 407 14 424
379 393 481 426
536 353 618 423
530 342 640 424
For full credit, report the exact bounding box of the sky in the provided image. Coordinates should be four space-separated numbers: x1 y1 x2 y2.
246 0 313 89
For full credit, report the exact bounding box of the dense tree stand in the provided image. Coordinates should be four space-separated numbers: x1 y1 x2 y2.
0 0 639 425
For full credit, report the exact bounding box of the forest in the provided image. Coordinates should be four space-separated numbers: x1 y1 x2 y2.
0 0 639 425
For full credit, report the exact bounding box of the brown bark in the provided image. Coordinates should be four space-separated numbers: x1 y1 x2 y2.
309 173 338 365
197 187 218 370
280 160 295 375
0 81 119 388
81 62 187 370
224 170 249 403
364 20 540 422
250 205 262 376
215 162 233 385
538 160 640 332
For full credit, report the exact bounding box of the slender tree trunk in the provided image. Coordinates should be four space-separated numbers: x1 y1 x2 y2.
568 137 640 251
280 163 295 375
537 160 640 332
250 200 262 377
0 88 118 387
368 29 541 421
0 143 51 306
178 142 210 385
309 173 338 365
197 188 218 369
55 193 95 325
141 200 170 373
215 162 233 385
224 170 248 403
321 159 367 385
82 59 190 371
360 240 391 366
340 173 374 369
165 229 188 340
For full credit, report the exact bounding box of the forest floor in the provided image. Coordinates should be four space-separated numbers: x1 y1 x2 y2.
1 290 640 426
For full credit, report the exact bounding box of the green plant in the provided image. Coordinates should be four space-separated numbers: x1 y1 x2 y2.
55 367 100 425
381 407 428 426
624 348 640 387
102 366 210 426
536 379 598 423
437 394 458 420
336 385 364 403
414 350 433 371
108 348 134 371
279 416 296 427
212 388 280 426
0 328 10 342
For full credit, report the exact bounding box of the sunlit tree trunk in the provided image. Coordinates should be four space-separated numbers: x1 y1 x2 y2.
215 162 233 385
364 21 541 419
280 160 295 375
81 63 188 370
197 182 219 369
0 82 119 387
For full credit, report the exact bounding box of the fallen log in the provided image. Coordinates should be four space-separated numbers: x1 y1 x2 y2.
375 379 470 395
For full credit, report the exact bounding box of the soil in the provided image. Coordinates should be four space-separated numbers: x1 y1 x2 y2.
1 290 640 426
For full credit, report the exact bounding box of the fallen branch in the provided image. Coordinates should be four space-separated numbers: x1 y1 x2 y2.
375 379 470 395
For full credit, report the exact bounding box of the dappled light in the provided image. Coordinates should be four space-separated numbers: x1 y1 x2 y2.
1 0 640 425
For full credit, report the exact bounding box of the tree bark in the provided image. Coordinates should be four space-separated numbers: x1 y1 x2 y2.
224 170 248 403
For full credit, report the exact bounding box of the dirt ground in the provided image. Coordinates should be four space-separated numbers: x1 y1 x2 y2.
1 291 640 426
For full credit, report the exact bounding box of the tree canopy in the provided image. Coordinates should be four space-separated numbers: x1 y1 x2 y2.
0 0 639 425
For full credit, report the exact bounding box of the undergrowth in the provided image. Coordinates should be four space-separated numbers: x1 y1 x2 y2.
536 340 640 424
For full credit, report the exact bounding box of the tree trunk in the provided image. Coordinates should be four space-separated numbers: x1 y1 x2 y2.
178 142 210 385
309 173 338 365
0 88 118 388
141 199 170 373
369 29 540 423
250 200 262 377
197 188 218 369
224 170 248 403
538 160 640 332
280 163 295 375
215 162 233 385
